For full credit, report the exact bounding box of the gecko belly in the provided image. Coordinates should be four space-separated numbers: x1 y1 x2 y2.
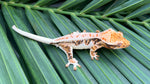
71 41 94 49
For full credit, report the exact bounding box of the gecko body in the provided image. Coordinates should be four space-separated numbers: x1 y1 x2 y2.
12 25 130 70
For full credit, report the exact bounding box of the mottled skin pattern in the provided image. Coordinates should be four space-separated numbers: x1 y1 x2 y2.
12 25 130 71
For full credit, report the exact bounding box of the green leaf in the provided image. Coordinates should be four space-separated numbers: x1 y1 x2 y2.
80 0 111 14
104 0 144 16
104 0 127 13
58 0 85 10
125 3 150 19
127 21 150 42
34 0 58 7
0 24 29 84
2 4 63 84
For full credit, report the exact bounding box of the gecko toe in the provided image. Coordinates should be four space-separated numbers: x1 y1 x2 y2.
97 55 100 57
65 63 70 67
73 63 81 71
66 58 81 70
91 57 94 60
91 55 100 60
95 57 99 60
74 67 77 71
78 64 81 68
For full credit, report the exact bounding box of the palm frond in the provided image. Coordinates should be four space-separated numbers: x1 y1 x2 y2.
0 0 150 83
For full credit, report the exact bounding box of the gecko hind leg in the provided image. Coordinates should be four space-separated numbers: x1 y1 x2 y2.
59 43 81 70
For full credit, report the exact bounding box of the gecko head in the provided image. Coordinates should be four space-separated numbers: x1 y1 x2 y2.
100 29 130 49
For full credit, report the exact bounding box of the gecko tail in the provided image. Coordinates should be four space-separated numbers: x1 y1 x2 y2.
12 25 54 44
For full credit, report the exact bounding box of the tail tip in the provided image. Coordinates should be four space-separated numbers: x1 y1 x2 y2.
12 25 17 30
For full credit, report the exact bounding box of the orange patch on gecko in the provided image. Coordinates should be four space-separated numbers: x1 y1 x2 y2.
82 34 85 37
89 33 92 37
96 33 98 37
92 34 95 37
76 34 80 38
55 37 67 41
55 38 61 41
65 37 69 39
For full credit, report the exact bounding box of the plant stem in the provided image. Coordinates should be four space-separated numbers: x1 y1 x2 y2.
0 1 145 25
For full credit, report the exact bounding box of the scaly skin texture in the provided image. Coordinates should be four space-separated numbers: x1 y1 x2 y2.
12 25 130 71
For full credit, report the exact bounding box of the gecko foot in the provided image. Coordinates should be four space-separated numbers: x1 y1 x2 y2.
91 55 99 60
91 52 99 60
66 58 81 71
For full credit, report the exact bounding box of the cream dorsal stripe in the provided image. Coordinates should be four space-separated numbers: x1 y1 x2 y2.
12 25 54 44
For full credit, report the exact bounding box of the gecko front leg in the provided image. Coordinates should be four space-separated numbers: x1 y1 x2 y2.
90 42 103 60
58 43 81 70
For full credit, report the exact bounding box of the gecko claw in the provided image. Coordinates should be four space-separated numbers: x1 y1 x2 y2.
74 67 77 71
65 63 70 67
95 57 99 60
66 58 81 70
91 55 99 60
73 64 81 71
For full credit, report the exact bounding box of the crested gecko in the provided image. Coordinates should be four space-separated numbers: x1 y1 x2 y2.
12 25 130 70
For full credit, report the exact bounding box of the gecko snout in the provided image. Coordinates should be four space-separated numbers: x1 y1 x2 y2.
118 38 130 48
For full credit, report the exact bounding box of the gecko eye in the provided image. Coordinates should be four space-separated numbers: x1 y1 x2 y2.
117 42 122 47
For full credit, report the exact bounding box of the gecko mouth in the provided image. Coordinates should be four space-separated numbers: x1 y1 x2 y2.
106 39 130 49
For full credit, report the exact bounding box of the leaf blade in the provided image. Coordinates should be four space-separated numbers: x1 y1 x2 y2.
0 24 29 84
2 4 63 84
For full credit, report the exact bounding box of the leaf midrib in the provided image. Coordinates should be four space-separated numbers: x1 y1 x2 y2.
0 1 146 25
